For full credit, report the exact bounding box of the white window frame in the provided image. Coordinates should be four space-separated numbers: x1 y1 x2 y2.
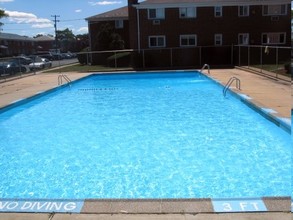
214 6 222 17
238 5 249 17
214 34 223 46
262 5 287 16
180 35 197 47
115 20 124 29
262 32 286 45
238 33 249 45
148 36 166 48
148 8 165 19
179 7 196 18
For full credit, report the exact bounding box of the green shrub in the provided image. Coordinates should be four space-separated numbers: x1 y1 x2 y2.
77 47 90 65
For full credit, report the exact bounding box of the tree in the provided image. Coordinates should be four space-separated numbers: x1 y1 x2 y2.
109 33 125 50
56 28 76 52
95 23 125 51
34 34 43 38
76 34 89 51
56 28 75 41
95 23 113 51
0 9 8 27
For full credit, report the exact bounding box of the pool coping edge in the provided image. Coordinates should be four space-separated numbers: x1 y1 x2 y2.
0 197 291 214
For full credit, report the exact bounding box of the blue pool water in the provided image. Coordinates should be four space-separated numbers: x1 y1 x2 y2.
0 72 291 199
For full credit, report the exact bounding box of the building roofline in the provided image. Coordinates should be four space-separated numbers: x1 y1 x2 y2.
0 32 35 41
86 6 128 21
133 0 291 9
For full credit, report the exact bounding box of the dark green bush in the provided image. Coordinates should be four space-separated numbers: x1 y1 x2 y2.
77 47 90 65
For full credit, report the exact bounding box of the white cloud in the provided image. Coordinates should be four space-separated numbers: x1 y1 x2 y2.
5 10 53 28
0 0 14 2
75 9 82 13
89 1 122 6
32 23 53 28
77 26 88 33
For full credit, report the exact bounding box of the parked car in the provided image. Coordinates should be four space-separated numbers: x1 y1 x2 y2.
51 53 63 60
34 52 54 61
29 57 52 70
12 56 32 65
0 61 27 76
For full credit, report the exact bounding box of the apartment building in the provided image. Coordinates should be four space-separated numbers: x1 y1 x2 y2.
88 0 291 68
0 33 35 57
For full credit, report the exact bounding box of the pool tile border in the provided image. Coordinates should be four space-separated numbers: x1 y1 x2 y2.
0 197 290 214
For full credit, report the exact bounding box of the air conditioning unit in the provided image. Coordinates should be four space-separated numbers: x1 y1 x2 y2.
152 20 160 25
271 16 279 21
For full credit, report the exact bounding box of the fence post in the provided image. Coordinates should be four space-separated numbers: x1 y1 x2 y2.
86 52 89 65
231 45 233 66
260 46 263 73
114 51 117 69
275 47 278 79
170 48 173 68
199 47 202 66
248 45 250 68
238 45 241 66
142 50 145 69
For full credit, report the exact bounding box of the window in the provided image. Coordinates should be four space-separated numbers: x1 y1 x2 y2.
238 33 249 45
180 35 197 47
263 5 287 15
262 33 286 44
148 8 165 19
214 34 222 45
238 6 249 16
115 20 124 29
214 6 222 17
179 7 196 18
149 36 166 47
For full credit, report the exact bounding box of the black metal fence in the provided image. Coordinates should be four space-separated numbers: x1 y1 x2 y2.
0 45 291 82
78 45 291 81
233 45 291 81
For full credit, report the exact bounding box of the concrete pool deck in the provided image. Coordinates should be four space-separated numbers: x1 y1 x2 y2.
0 68 291 220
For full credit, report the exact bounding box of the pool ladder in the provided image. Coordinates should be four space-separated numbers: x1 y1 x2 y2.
58 74 72 86
223 77 241 97
200 64 210 74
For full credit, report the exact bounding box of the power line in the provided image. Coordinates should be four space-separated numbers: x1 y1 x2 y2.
3 18 86 25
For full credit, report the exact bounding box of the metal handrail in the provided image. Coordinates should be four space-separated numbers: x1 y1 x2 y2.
58 74 72 86
200 63 210 74
223 77 241 97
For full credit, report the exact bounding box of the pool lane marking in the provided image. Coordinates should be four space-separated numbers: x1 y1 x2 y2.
212 198 267 212
0 199 84 213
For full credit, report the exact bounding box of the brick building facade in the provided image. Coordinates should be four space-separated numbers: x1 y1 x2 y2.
0 33 55 57
88 0 291 68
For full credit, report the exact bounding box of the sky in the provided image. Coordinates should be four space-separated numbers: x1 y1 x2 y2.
0 0 128 37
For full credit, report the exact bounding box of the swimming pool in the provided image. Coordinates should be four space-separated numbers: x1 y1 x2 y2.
0 71 290 200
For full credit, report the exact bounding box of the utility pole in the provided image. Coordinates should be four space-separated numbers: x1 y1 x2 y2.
51 15 60 53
